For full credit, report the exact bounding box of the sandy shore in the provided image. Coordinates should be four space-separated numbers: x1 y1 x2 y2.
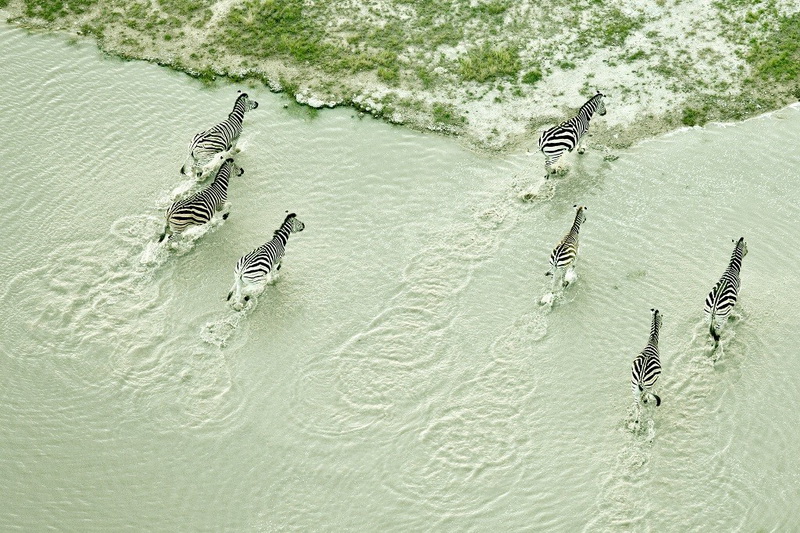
3 0 799 155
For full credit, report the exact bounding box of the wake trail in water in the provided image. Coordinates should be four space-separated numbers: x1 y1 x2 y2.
378 311 547 526
1 213 243 431
289 171 548 440
585 310 753 531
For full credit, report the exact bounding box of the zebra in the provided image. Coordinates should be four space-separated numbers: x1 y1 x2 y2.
541 205 586 304
704 237 748 345
227 213 306 307
159 158 242 242
181 91 259 178
537 91 606 177
631 308 663 407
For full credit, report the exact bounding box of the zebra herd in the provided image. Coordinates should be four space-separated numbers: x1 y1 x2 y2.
159 89 746 417
538 93 747 413
160 91 304 310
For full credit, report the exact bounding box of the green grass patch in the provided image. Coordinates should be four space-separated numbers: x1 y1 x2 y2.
432 102 466 127
458 44 520 82
580 8 644 47
23 0 97 21
521 67 542 84
746 12 800 82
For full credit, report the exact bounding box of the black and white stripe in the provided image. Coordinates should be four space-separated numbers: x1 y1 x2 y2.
181 91 258 178
160 158 242 242
227 213 306 306
538 91 606 176
631 309 662 406
704 237 747 343
546 205 587 286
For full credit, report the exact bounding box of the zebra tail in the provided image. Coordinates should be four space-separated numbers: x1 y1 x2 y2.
652 393 662 407
227 277 242 302
180 154 195 176
709 310 720 343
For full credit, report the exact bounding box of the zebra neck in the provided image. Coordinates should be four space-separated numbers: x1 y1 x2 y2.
569 219 583 236
228 101 246 123
727 250 744 274
649 320 660 344
212 168 230 190
578 101 598 122
273 226 291 244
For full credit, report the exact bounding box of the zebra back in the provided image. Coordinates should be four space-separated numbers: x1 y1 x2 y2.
549 205 586 269
538 92 606 151
164 159 239 237
185 92 259 167
704 237 747 317
631 309 662 404
233 213 305 282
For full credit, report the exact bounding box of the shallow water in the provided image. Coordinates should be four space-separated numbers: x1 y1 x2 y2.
2 24 800 531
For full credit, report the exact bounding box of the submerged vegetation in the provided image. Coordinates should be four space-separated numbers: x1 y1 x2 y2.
3 0 800 148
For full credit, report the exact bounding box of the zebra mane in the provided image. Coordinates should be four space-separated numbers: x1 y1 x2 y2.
230 92 250 115
580 93 603 112
649 309 662 339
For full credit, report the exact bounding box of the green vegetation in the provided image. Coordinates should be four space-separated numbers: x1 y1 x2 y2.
578 7 644 48
746 12 800 82
432 102 466 128
458 45 520 82
23 0 97 21
8 0 800 149
681 106 706 126
521 68 542 85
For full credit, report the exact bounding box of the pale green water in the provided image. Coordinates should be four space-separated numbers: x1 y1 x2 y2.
2 24 800 531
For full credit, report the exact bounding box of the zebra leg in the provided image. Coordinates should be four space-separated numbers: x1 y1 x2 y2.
544 153 563 177
564 266 577 286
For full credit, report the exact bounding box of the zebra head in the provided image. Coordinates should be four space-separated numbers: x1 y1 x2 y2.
650 308 662 331
217 157 245 177
594 91 607 116
285 213 305 233
733 237 748 257
237 90 259 111
573 204 587 225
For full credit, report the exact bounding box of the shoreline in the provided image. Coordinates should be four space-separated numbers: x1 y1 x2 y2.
3 0 799 155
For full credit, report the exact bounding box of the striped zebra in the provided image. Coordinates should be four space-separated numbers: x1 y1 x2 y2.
159 158 242 242
537 91 606 177
704 237 747 344
631 308 663 407
227 213 306 307
181 91 259 178
545 205 587 287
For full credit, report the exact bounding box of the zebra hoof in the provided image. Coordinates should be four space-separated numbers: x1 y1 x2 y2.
577 148 585 155
223 213 230 220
